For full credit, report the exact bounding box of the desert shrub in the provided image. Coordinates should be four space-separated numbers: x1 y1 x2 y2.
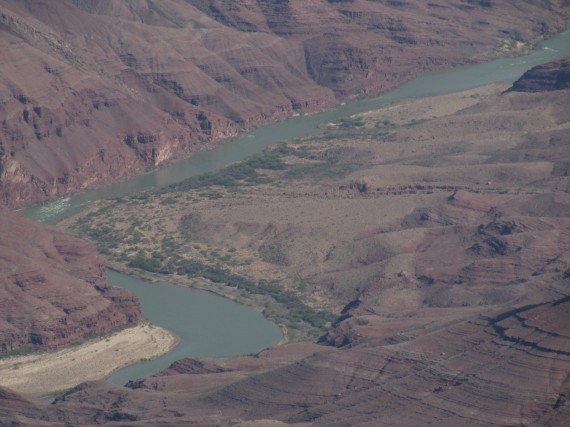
336 116 365 128
259 241 291 266
174 258 333 329
160 197 177 205
128 255 163 273
179 213 203 240
166 146 290 193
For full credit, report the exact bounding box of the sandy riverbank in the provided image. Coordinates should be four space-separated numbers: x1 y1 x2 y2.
0 323 178 396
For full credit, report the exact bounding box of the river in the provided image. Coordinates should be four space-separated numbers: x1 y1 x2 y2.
105 270 281 386
24 23 570 384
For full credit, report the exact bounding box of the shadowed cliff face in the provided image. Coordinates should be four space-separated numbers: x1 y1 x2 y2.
0 0 568 207
0 209 141 355
509 58 570 92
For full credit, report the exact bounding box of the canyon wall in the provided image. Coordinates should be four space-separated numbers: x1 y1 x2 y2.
0 209 141 355
1 0 568 207
509 57 570 92
0 1 568 424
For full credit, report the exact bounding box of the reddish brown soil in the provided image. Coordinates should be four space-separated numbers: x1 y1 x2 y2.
1 298 567 426
0 2 569 425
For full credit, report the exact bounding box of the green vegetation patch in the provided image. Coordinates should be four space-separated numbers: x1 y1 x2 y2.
163 138 358 195
68 135 367 341
167 147 288 193
175 258 335 332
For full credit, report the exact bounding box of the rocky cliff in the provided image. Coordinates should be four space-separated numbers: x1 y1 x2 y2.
508 57 570 92
0 209 141 355
0 1 569 425
191 0 568 96
1 0 568 207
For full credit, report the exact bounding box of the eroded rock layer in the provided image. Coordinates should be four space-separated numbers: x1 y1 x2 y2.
0 2 569 425
509 57 570 92
0 209 141 355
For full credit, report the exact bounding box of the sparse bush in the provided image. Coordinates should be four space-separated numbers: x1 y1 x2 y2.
259 241 291 267
128 255 163 273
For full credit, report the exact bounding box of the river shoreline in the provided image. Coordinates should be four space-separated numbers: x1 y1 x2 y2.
104 262 292 345
0 323 178 396
94 84 511 345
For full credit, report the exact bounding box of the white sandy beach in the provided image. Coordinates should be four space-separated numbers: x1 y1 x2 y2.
0 323 178 396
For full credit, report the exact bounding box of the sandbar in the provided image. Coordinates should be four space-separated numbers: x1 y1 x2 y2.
0 323 178 396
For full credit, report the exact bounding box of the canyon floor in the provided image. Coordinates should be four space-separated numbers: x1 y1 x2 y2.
63 81 570 337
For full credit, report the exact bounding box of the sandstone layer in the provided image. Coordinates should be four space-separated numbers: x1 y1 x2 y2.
0 298 567 426
0 0 568 207
0 209 141 355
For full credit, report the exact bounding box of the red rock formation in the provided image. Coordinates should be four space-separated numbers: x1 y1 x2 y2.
0 209 141 355
0 0 335 207
1 0 568 207
0 58 564 426
508 57 570 92
191 0 569 96
0 387 55 426
0 3 569 426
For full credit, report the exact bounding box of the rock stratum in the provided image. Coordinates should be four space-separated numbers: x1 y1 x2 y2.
0 0 568 207
509 57 570 92
0 209 141 355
